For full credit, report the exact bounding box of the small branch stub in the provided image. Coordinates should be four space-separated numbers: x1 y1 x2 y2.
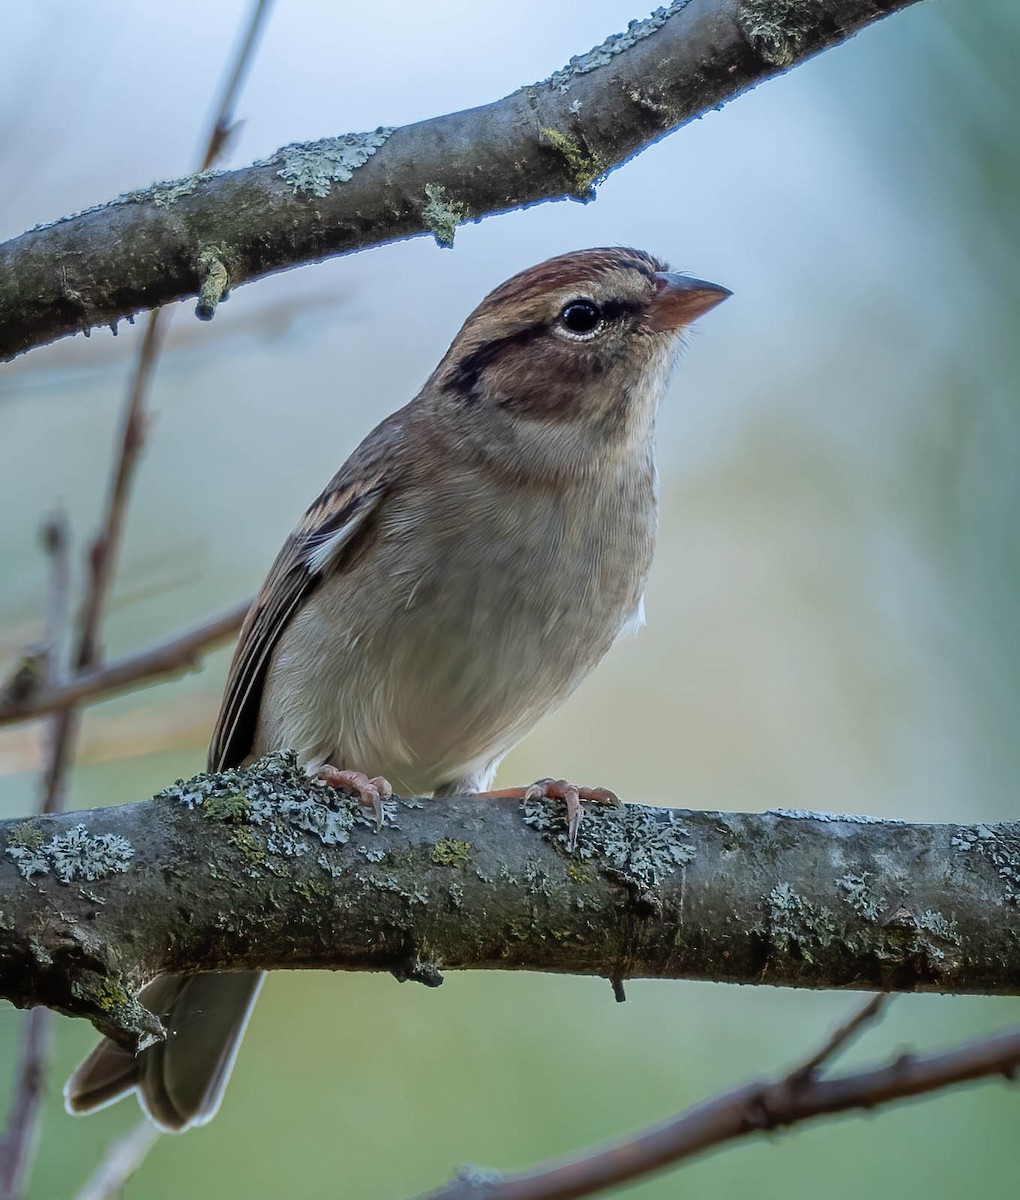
195 249 230 320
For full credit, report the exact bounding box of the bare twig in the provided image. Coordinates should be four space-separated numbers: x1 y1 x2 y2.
1 6 274 1196
38 511 71 807
0 513 72 1200
39 0 273 811
0 597 249 726
787 993 889 1083
419 1014 1020 1200
40 311 169 810
0 1010 50 1200
72 1122 161 1200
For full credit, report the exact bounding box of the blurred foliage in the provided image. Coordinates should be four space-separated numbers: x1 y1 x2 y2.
1 1 1019 1197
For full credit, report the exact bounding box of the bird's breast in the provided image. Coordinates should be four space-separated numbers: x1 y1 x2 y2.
262 462 657 794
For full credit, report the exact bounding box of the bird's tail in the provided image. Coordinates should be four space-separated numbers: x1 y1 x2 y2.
64 971 264 1132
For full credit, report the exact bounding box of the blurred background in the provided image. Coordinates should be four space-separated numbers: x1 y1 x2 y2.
2 1 1018 1196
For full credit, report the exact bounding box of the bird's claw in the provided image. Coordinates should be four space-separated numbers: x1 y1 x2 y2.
315 766 393 831
523 777 621 849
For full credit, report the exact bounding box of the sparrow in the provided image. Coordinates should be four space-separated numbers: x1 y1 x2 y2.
65 247 729 1131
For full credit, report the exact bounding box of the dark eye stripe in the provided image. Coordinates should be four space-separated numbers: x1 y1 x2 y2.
442 322 546 401
600 298 640 321
442 295 642 402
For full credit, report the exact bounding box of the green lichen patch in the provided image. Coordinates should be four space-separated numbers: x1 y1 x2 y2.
432 838 471 868
542 2 688 92
566 861 593 885
540 128 600 197
952 824 1020 904
270 128 394 197
738 0 817 68
159 751 357 863
6 821 134 883
230 827 267 870
204 792 252 823
422 183 467 249
70 971 163 1047
523 799 694 894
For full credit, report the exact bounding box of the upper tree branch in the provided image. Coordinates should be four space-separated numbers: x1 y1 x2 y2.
0 752 1017 1050
0 0 920 361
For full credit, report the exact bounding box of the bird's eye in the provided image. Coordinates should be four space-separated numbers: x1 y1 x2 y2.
559 300 602 336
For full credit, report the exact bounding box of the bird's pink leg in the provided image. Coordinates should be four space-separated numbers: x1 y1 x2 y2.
315 766 393 830
476 778 621 849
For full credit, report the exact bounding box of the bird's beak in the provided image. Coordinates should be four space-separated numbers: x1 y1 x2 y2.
647 273 731 332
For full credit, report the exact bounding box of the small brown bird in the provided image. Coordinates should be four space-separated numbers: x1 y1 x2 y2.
65 247 729 1130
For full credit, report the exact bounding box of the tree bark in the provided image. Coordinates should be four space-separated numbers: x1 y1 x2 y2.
0 752 1015 1051
0 0 921 361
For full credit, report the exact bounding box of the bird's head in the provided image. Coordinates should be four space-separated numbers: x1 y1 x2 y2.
427 247 730 477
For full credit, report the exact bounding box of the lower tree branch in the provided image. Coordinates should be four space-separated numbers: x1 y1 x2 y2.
419 1008 1020 1200
0 753 1018 1049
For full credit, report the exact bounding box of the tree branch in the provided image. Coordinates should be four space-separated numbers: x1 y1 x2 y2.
418 1010 1020 1200
0 0 921 361
0 752 1017 1050
0 598 249 726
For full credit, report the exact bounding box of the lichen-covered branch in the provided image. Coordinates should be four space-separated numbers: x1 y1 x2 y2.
0 0 921 361
0 752 1017 1051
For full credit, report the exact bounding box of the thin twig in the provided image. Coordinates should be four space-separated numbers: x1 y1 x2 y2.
0 1010 50 1200
198 0 272 169
0 597 249 726
72 1122 162 1200
38 511 72 806
0 514 72 1200
787 993 890 1083
420 1016 1020 1200
4 6 275 1196
40 313 169 811
39 0 273 813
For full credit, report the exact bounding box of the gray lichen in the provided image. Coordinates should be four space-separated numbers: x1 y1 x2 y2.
768 809 901 825
542 2 690 93
160 751 357 864
952 824 1020 905
762 882 836 963
838 871 885 923
270 129 394 197
523 800 694 894
738 0 817 69
456 1164 505 1187
917 909 960 946
195 246 230 320
36 170 224 232
422 183 466 249
5 822 133 883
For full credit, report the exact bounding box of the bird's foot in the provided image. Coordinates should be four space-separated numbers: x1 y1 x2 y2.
314 766 393 831
481 778 621 850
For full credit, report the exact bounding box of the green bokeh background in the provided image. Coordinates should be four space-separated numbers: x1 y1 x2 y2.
1 1 1018 1196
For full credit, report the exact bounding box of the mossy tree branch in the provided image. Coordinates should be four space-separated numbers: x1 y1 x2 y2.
0 0 921 361
0 752 1017 1051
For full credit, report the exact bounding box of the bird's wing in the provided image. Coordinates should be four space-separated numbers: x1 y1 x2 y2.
208 464 389 772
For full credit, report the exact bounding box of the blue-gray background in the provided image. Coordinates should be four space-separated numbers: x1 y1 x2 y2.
1 2 1017 1196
